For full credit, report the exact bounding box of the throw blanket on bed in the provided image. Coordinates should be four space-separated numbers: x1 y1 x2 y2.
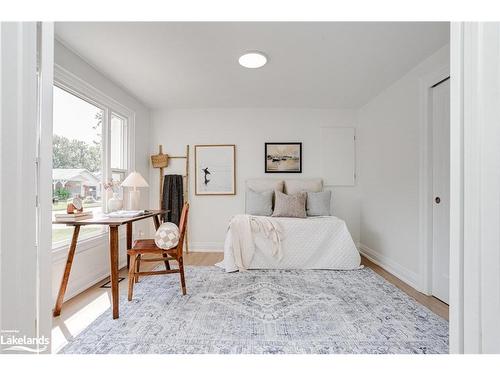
227 214 283 271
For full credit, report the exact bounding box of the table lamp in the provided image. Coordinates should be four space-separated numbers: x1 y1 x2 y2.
121 172 149 210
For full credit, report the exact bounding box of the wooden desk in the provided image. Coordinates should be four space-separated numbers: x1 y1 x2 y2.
53 210 166 319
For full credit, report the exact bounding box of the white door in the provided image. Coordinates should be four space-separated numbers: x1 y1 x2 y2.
431 78 450 304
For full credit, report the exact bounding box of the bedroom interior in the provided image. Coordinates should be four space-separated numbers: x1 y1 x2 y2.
1 9 500 363
47 22 451 354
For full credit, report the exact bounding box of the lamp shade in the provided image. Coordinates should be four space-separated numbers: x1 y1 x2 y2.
121 172 149 188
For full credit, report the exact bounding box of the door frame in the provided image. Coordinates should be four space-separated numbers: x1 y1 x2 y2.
418 64 450 295
450 22 500 354
36 22 55 353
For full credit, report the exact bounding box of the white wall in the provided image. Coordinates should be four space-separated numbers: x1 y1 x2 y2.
357 45 450 289
150 108 360 250
52 40 152 302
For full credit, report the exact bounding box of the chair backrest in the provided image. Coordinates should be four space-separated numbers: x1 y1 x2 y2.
176 203 189 256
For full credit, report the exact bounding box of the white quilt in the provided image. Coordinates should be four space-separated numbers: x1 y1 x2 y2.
217 215 362 272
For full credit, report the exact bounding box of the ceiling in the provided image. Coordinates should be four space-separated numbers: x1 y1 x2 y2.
55 22 449 109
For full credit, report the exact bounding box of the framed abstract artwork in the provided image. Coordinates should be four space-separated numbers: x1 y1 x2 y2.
195 144 236 195
265 142 302 173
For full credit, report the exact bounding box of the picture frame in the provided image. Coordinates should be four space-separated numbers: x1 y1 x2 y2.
265 142 302 173
195 144 236 195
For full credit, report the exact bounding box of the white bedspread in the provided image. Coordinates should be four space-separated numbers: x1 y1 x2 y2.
217 215 361 272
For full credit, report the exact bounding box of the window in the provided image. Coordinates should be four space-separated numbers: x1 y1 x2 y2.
52 84 131 248
110 113 128 188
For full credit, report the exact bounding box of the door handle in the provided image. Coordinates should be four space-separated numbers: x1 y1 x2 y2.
435 197 441 204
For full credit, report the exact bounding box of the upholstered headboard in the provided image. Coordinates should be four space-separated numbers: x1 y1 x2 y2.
245 178 324 213
245 178 323 193
281 178 323 194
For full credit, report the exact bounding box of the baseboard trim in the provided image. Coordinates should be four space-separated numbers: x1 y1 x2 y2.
188 242 224 252
358 243 421 292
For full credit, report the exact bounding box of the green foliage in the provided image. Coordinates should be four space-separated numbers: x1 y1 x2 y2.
55 187 70 200
93 112 103 146
52 134 101 172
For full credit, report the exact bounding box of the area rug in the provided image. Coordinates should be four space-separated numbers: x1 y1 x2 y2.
60 266 448 354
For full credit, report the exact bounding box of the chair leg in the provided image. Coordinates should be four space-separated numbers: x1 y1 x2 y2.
128 254 137 301
178 256 186 295
163 253 171 270
135 254 141 283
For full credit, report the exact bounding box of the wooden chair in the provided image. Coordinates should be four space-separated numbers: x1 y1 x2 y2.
127 203 189 300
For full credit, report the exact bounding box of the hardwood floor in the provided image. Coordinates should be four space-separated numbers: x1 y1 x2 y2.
361 257 449 320
52 251 448 353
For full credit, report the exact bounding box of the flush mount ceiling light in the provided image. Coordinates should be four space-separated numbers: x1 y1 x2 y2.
238 52 267 69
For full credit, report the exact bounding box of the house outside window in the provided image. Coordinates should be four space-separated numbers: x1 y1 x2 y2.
52 80 133 249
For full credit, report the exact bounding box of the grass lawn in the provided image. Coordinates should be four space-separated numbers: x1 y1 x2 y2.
52 201 105 245
52 226 104 244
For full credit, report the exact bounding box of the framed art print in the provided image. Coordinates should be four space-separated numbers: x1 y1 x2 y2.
195 144 236 195
265 142 302 173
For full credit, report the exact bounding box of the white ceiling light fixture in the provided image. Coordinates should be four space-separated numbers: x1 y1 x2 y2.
238 51 267 69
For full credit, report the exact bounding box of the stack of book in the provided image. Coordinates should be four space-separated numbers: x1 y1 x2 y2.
55 211 93 222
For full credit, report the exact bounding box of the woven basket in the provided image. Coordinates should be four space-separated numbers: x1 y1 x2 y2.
151 153 168 168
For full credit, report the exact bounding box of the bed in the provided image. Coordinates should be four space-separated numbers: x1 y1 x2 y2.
216 178 361 272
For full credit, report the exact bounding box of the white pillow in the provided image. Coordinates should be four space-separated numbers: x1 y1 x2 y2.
246 179 284 193
154 222 180 249
284 178 323 194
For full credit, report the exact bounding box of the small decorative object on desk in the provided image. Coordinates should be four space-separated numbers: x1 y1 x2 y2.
66 196 83 214
103 180 122 213
107 192 123 213
121 172 149 210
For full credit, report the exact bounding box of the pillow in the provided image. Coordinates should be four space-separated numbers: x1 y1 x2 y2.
306 190 332 216
246 179 284 193
154 222 180 249
284 178 323 194
245 189 273 216
272 191 307 218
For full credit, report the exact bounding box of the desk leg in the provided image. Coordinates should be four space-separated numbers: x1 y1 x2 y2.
126 222 132 269
109 226 119 319
53 225 80 317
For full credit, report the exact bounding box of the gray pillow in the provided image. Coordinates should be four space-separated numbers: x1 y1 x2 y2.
272 191 307 218
306 190 332 216
246 189 273 216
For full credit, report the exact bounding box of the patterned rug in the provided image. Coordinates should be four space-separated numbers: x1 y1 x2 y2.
60 266 449 354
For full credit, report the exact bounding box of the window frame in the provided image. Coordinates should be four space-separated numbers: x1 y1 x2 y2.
109 112 129 194
52 64 135 253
